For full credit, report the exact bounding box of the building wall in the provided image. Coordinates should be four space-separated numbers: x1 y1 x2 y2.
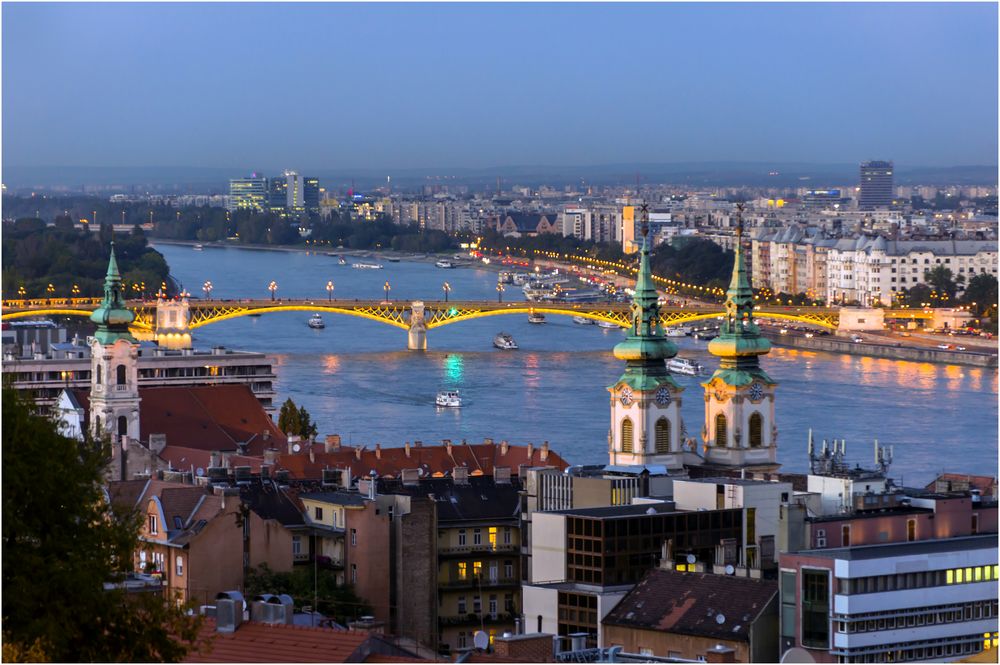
248 513 294 574
389 495 438 648
530 513 567 583
602 624 750 662
346 501 391 626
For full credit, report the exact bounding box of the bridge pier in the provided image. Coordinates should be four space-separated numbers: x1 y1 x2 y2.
408 301 428 351
154 297 193 349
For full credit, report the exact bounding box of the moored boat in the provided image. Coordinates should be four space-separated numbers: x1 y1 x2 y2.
572 316 595 325
352 262 383 270
597 320 619 329
435 260 455 269
193 244 204 251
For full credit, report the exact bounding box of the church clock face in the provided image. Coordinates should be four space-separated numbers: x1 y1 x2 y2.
619 387 633 406
655 386 672 406
748 382 764 401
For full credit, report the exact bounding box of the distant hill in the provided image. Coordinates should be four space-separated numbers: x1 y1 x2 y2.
3 162 996 192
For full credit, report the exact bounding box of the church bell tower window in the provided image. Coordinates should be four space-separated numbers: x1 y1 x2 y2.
621 418 634 454
655 418 670 453
715 414 728 447
749 413 763 448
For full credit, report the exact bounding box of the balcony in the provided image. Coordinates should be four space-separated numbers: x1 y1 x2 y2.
439 576 519 590
438 543 519 557
439 612 518 627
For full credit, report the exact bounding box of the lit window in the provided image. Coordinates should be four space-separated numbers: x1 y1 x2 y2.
976 567 983 582
458 562 467 580
947 569 954 584
957 569 964 583
474 561 482 578
489 527 497 550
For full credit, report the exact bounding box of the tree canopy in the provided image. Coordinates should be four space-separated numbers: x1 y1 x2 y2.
1 387 201 662
277 397 318 439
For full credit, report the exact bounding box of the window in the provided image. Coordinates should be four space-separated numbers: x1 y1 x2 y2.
473 528 482 545
489 562 498 582
148 514 158 535
489 595 498 619
715 413 727 446
458 529 466 546
292 536 301 556
780 571 797 639
350 528 357 546
176 555 183 576
458 562 467 580
746 412 766 449
802 569 830 648
747 507 756 545
458 633 467 649
118 416 128 438
351 564 357 583
488 527 497 550
473 596 482 613
503 527 512 545
315 506 323 521
505 593 514 612
621 418 634 453
906 519 916 542
504 561 513 579
116 364 127 385
458 596 467 614
655 418 670 453
95 365 102 385
841 525 851 547
474 561 482 578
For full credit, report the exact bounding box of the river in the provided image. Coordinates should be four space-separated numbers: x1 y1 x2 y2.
155 243 998 486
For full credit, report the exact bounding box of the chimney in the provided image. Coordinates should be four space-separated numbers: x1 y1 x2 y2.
149 433 167 455
287 435 301 455
209 451 222 468
375 444 381 460
526 443 534 459
405 442 411 458
500 440 509 456
414 440 422 448
262 428 270 442
263 448 278 466
355 446 363 461
445 439 453 456
453 466 469 485
215 592 245 633
324 434 341 453
540 441 549 462
308 446 315 464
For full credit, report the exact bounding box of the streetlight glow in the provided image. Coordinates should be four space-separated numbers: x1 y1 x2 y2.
326 280 334 302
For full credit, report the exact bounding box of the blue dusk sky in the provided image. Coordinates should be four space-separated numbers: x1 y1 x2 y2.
2 2 997 170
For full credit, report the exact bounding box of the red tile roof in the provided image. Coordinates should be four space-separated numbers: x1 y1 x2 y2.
184 620 375 663
139 385 285 454
160 446 266 474
277 440 567 480
927 473 998 497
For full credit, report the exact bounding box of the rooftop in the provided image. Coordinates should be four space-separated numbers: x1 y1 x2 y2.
793 534 999 561
678 476 789 487
551 502 679 519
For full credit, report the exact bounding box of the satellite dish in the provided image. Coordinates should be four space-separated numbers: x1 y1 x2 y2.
686 554 696 564
292 443 301 453
195 467 205 477
725 564 735 576
473 630 489 650
716 613 726 625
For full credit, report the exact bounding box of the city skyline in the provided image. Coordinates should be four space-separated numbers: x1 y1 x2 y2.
3 2 998 172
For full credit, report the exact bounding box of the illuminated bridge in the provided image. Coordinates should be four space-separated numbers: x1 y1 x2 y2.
1 297 931 350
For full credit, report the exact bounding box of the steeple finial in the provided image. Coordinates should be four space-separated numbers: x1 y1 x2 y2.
90 242 136 344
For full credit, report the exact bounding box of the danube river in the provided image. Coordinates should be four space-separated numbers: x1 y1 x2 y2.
156 243 998 485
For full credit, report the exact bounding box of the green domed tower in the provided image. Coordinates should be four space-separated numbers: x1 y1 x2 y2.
90 242 137 345
701 208 779 471
607 210 686 468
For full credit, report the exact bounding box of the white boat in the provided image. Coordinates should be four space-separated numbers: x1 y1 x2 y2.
573 316 596 326
352 262 383 270
308 314 325 329
436 390 462 408
597 320 619 329
528 312 546 324
666 326 690 337
667 358 704 376
338 257 347 265
435 260 455 269
512 273 532 286
493 332 518 350
193 244 204 251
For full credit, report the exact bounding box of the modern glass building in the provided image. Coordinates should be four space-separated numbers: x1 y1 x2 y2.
859 160 894 209
228 175 269 212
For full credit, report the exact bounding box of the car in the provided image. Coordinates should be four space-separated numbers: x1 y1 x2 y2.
956 346 967 351
851 336 864 343
804 332 814 338
900 332 911 337
779 328 788 335
936 344 951 350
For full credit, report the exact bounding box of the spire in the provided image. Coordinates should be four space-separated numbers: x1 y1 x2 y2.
90 242 136 344
612 205 678 390
707 203 771 373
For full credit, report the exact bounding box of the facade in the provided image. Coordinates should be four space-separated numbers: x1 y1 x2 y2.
779 535 999 663
228 175 269 212
859 161 894 209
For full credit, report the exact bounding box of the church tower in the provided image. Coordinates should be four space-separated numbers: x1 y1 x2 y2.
88 242 141 448
608 208 686 469
701 206 779 471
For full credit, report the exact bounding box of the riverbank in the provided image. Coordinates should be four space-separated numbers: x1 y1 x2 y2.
763 331 998 369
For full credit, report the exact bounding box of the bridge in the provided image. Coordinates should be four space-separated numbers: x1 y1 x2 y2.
1 297 932 350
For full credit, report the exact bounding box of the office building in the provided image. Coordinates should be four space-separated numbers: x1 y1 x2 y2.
228 174 269 212
859 161 894 209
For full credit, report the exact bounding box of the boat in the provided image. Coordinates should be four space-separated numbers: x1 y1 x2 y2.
435 390 462 408
338 257 347 265
308 314 325 329
386 257 401 263
665 326 690 337
597 320 619 329
351 262 383 270
667 358 704 376
528 312 546 324
493 332 518 350
693 329 718 341
573 316 596 326
193 244 204 251
435 260 455 269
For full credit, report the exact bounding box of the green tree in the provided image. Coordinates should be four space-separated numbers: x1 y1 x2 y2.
244 564 372 623
298 405 318 439
962 273 998 318
923 265 959 304
1 387 202 662
278 398 317 438
900 283 934 308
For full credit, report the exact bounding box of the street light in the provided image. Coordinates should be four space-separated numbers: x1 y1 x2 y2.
497 282 505 303
268 281 278 301
443 282 451 302
384 281 391 301
17 285 25 298
203 281 213 299
71 284 80 299
46 283 55 298
326 280 334 302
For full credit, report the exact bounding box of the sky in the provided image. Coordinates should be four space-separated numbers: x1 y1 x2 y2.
2 2 997 171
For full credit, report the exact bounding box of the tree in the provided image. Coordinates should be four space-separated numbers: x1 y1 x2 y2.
277 398 317 438
2 387 202 662
244 564 372 623
962 273 998 318
923 265 959 304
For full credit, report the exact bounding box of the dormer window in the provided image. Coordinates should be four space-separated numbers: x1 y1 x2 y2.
149 515 158 535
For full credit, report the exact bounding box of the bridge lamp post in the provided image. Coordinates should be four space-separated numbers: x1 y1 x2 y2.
203 281 213 299
268 281 278 301
496 282 505 303
326 281 334 302
443 282 451 302
384 281 391 301
46 283 55 298
71 284 80 298
17 286 25 298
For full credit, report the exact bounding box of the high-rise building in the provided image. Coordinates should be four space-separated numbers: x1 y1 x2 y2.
859 160 894 209
228 174 268 212
269 171 320 216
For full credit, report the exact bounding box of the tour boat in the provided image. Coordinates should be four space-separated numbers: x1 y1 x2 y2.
352 262 383 270
597 320 620 329
667 357 704 376
193 244 204 251
665 326 690 337
528 312 546 324
573 316 596 326
308 314 325 329
493 333 519 350
435 390 462 408
435 260 455 269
